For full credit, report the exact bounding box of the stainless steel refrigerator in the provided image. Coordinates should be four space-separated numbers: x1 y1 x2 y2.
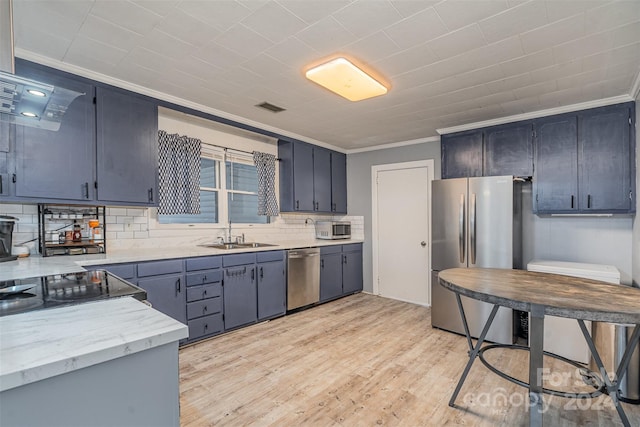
431 175 522 344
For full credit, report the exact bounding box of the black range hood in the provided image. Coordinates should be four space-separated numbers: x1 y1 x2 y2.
0 0 84 132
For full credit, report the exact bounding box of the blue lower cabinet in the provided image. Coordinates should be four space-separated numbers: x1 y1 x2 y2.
320 244 363 301
137 273 186 326
257 259 286 320
342 248 363 294
320 251 342 302
223 262 258 330
188 314 224 340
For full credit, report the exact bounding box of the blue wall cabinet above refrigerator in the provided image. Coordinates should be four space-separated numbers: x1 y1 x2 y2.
278 139 348 213
534 102 635 214
96 87 158 206
14 60 96 201
483 122 533 178
441 130 483 179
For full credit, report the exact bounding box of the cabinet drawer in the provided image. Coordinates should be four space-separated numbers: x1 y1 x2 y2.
256 250 284 263
342 243 362 253
223 253 256 267
97 264 136 280
137 259 183 277
188 313 223 340
185 269 222 287
320 245 342 255
187 297 222 320
185 256 222 271
186 283 222 303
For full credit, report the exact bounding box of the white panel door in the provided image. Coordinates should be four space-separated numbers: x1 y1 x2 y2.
374 163 431 305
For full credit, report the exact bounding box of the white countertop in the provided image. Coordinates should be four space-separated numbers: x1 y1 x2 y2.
0 239 363 281
0 297 188 392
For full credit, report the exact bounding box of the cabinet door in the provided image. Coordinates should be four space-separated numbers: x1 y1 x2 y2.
441 130 483 178
257 260 286 320
14 61 95 201
223 265 257 330
342 249 363 294
534 115 578 213
578 105 633 212
320 253 342 302
96 87 158 205
313 147 331 212
330 151 347 213
484 122 533 177
291 141 314 211
137 274 186 325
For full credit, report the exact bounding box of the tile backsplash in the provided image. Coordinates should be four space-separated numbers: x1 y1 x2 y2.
0 203 364 254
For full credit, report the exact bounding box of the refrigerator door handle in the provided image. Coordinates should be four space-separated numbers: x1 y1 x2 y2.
470 193 477 265
459 194 465 264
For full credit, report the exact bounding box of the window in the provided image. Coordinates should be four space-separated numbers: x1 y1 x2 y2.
159 147 268 225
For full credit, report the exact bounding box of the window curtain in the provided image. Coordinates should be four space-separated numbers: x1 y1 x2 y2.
252 151 279 216
158 130 202 215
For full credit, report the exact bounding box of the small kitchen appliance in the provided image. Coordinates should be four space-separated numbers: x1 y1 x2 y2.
315 221 351 240
0 215 18 263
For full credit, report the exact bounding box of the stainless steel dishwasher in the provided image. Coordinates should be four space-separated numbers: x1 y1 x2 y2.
287 247 320 310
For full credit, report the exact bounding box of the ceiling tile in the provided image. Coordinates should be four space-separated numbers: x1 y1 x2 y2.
485 73 532 94
140 29 197 61
13 27 73 61
180 0 252 32
538 86 584 108
154 10 221 48
240 2 307 43
454 65 505 90
434 0 511 31
264 37 319 69
552 32 614 63
332 0 402 39
89 0 164 35
426 24 487 60
64 35 127 71
372 42 439 78
240 54 291 79
582 42 640 71
500 96 543 115
296 16 358 55
13 0 95 23
383 7 448 50
78 14 144 51
124 46 181 72
344 31 400 64
478 0 548 43
529 60 583 85
585 0 640 33
513 80 558 99
544 0 606 21
611 21 640 46
499 49 556 76
130 0 179 17
520 13 586 54
193 41 248 70
238 0 271 12
388 0 439 19
277 0 351 24
13 0 85 41
213 25 275 59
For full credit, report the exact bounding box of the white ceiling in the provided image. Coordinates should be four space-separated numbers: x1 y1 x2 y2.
12 0 640 150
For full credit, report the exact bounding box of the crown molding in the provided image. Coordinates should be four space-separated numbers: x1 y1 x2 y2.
436 95 634 135
15 49 347 153
631 69 640 101
347 135 440 154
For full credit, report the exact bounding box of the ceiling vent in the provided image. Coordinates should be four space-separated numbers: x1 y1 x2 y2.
255 102 286 113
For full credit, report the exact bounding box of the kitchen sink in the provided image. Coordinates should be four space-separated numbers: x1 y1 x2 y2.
198 242 277 250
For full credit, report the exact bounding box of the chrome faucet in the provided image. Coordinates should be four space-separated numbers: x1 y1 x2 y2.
227 222 232 243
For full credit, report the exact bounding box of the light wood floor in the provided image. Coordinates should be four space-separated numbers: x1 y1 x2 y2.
179 293 640 426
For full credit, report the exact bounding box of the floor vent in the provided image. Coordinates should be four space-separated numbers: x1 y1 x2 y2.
255 102 286 113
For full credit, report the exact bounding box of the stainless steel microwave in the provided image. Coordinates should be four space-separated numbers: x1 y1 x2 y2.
315 221 351 240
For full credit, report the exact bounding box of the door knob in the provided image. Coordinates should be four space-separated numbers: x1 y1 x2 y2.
420 241 427 247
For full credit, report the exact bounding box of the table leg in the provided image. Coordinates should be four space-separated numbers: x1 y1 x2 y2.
449 296 499 407
529 304 545 427
578 321 639 427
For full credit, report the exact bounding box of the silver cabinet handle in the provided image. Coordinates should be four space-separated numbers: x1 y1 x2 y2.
459 194 465 264
470 193 476 265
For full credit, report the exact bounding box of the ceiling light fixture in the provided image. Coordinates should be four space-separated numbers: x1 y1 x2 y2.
305 57 388 102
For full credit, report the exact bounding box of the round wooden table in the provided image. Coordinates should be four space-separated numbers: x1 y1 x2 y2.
438 268 640 427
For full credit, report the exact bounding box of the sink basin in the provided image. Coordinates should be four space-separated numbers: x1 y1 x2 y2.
198 242 277 250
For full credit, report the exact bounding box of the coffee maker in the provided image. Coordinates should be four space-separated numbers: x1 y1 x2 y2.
0 216 18 262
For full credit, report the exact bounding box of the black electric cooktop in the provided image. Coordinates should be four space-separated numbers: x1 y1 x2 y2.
0 270 146 317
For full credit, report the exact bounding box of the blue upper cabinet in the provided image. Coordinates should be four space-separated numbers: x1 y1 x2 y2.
533 114 578 213
14 60 96 201
96 87 158 206
331 151 347 214
578 103 634 213
534 102 635 214
483 122 533 177
441 130 483 178
278 139 348 213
